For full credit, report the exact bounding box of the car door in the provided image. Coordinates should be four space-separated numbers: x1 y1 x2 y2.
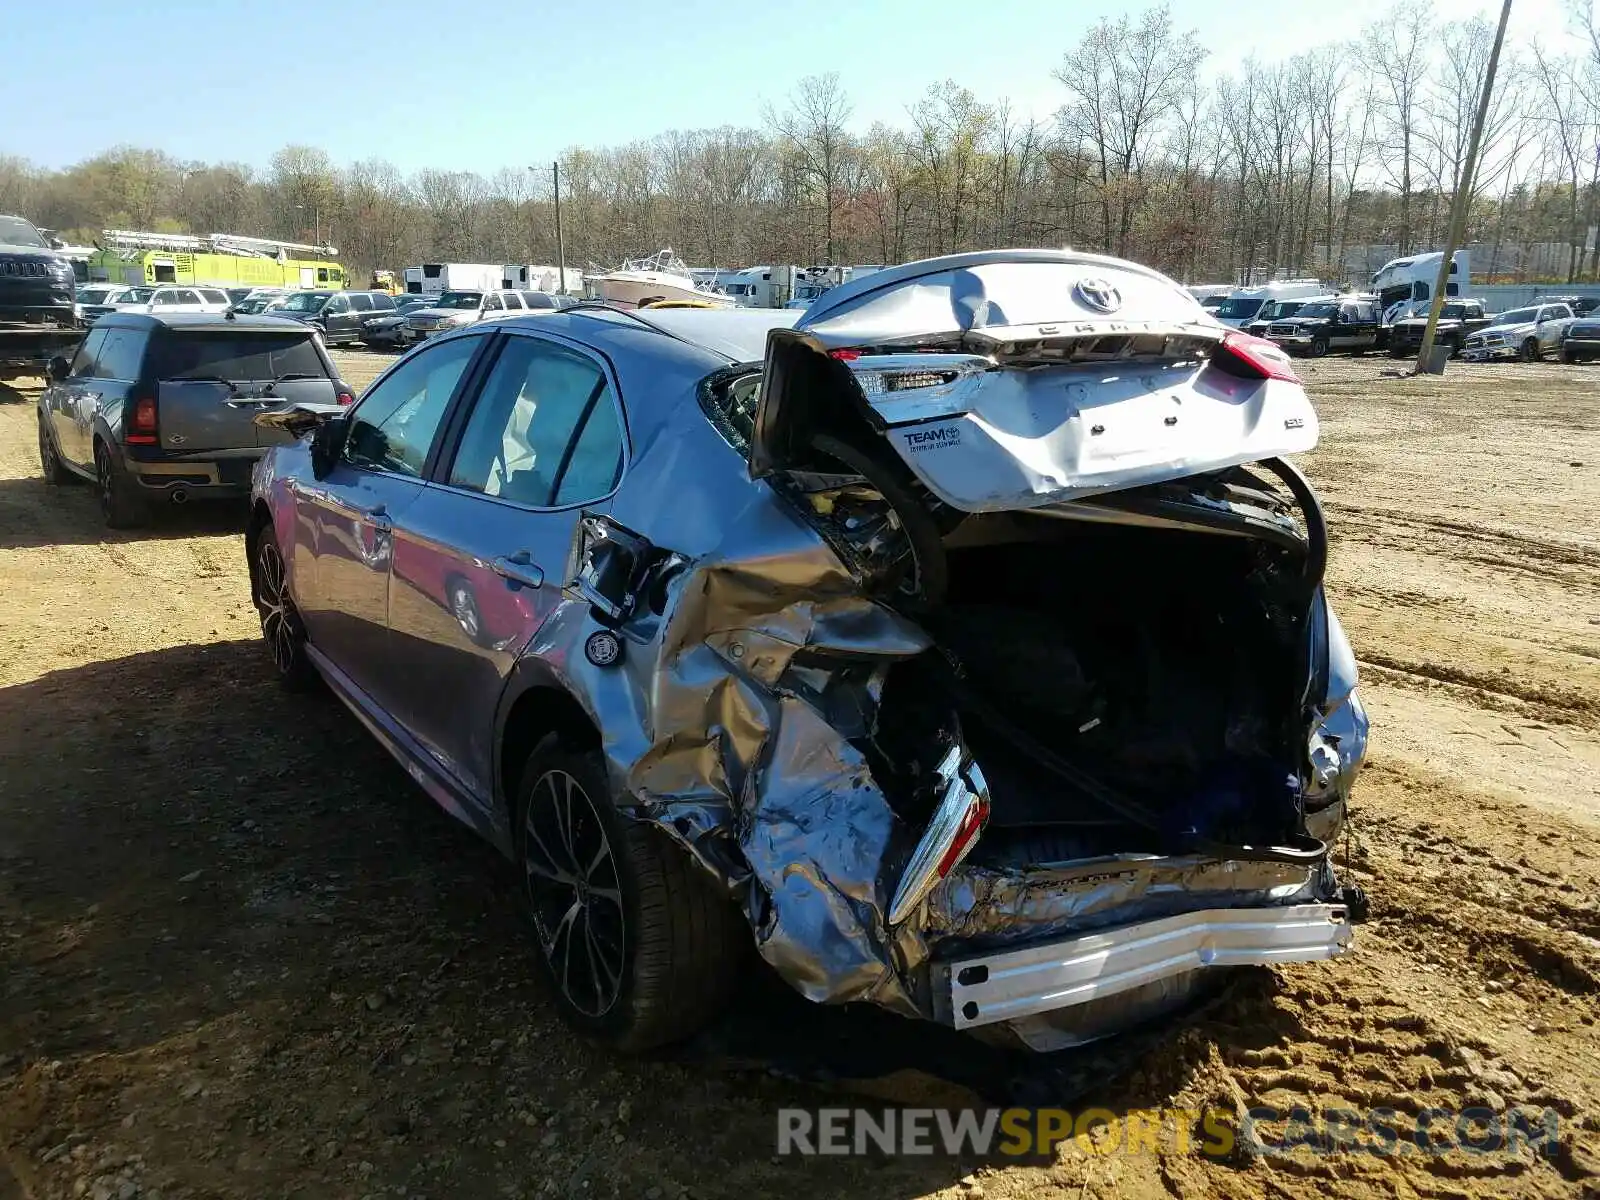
288 332 489 714
1541 305 1572 351
323 292 354 343
46 328 106 467
383 329 629 805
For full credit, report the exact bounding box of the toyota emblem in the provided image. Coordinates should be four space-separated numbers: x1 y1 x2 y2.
1075 278 1123 314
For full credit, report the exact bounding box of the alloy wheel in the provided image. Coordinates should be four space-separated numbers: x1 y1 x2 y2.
523 769 627 1018
449 583 481 641
257 538 300 675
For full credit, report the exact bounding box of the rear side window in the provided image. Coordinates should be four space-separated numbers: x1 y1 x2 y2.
371 293 395 311
96 329 146 381
177 290 202 305
447 335 623 507
148 332 327 381
200 289 228 304
151 291 179 307
521 291 557 309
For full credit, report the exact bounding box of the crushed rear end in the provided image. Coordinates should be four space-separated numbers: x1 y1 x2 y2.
596 251 1369 1050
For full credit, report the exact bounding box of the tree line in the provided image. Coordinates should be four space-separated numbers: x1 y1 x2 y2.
5 1 1600 285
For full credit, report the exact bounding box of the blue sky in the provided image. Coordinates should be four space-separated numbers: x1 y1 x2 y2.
3 0 1570 174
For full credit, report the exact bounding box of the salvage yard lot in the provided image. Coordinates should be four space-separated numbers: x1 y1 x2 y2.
1 351 1598 1199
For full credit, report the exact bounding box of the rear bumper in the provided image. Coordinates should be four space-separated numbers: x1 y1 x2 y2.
935 903 1352 1034
124 449 264 497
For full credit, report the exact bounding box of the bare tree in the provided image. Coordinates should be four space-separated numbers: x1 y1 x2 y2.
766 74 854 262
1054 5 1207 256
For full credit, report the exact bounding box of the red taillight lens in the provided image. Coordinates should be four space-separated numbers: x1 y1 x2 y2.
1213 330 1301 383
126 397 158 445
336 388 355 406
935 792 991 878
827 348 861 361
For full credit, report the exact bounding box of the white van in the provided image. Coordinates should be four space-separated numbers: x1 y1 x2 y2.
1212 279 1327 329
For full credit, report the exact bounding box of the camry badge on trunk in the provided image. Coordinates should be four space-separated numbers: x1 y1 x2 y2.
1075 278 1123 313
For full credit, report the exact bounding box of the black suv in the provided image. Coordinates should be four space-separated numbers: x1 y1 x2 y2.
272 289 398 346
37 313 354 527
0 214 80 380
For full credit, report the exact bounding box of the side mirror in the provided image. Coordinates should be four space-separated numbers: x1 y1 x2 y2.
48 237 65 250
310 415 349 477
47 355 70 381
573 514 654 626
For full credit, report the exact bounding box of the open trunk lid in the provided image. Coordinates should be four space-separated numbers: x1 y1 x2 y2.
750 250 1318 510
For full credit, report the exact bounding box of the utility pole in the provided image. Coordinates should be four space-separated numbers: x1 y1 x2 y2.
553 160 567 295
1417 0 1513 373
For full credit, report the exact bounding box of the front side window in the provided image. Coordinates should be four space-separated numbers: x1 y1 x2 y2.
326 295 350 314
447 336 624 507
344 334 482 477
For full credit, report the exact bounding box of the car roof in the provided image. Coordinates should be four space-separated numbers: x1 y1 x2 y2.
95 313 319 332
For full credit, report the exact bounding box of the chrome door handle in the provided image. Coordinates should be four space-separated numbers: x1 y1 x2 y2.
354 502 390 531
491 551 544 589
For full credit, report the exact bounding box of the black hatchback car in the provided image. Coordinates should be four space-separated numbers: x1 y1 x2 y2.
37 312 354 527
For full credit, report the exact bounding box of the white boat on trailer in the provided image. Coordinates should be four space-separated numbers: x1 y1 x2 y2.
587 249 731 307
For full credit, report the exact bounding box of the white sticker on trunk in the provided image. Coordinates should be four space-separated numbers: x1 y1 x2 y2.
901 422 963 453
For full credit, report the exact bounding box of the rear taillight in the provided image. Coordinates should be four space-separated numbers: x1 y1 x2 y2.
887 749 991 925
335 388 355 406
1212 330 1301 383
126 397 158 445
827 348 862 360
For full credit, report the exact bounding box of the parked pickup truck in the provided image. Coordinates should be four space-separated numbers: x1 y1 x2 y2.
1265 296 1384 357
1560 316 1600 362
0 214 81 381
1459 303 1574 362
1386 299 1493 358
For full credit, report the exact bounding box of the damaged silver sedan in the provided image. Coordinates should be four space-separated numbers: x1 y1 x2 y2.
246 250 1369 1053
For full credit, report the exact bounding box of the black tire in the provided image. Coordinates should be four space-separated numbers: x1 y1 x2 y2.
38 417 70 485
94 439 148 529
1562 348 1579 364
1521 338 1541 363
1308 337 1329 359
1389 347 1408 359
254 523 318 690
515 737 743 1052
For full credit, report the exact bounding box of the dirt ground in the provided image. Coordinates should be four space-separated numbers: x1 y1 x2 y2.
1 350 1597 1200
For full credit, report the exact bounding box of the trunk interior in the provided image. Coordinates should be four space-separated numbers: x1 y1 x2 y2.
867 509 1314 867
